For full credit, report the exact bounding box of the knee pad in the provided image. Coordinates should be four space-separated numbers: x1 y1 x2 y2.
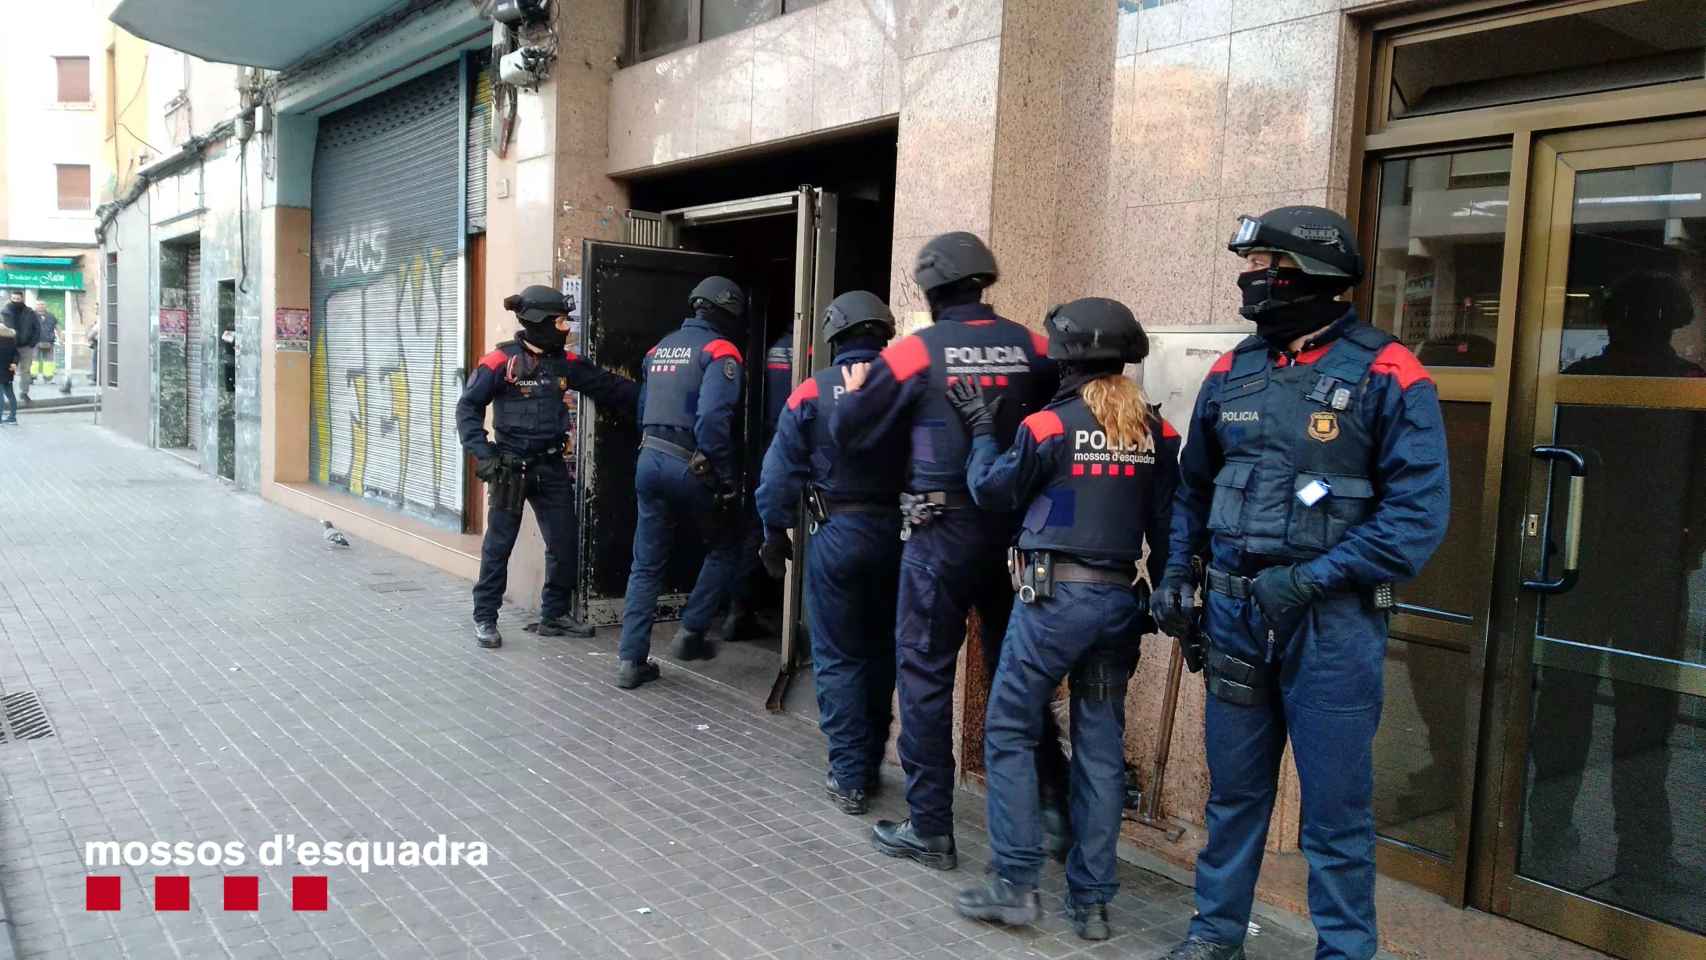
1071 646 1136 704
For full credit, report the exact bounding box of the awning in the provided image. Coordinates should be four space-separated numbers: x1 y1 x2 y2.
110 0 406 69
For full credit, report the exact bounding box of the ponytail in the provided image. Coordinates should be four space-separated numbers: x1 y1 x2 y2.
1080 374 1153 452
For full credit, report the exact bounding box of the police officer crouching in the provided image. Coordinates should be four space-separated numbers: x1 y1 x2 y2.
831 232 1070 871
615 277 748 689
1151 207 1449 960
949 298 1179 941
458 286 639 649
755 292 906 815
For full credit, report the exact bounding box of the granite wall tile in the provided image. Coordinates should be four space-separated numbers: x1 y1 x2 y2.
1125 35 1230 208
814 0 895 130
753 6 818 143
1220 13 1339 196
895 0 1003 59
892 36 1002 240
1123 199 1222 329
1137 0 1233 53
1232 0 1340 32
693 30 756 156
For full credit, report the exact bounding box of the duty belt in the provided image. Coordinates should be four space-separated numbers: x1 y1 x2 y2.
1009 549 1140 603
1206 567 1256 600
914 490 975 510
640 434 694 462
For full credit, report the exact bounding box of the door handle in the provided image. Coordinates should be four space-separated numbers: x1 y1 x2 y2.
1522 445 1587 594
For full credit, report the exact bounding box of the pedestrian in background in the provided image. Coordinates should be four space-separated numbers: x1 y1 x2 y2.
0 293 38 406
32 300 59 385
87 320 100 386
0 323 19 424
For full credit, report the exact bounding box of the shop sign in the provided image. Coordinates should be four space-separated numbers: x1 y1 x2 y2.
0 268 84 291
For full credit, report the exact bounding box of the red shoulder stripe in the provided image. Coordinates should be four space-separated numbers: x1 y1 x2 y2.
883 335 931 382
1370 342 1431 390
786 378 820 411
1023 410 1065 443
1030 331 1050 357
478 349 508 371
1208 351 1235 375
704 339 744 363
564 350 580 362
1161 419 1180 440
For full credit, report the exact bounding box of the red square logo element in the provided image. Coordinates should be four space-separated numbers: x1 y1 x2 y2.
292 876 328 912
1071 464 1085 476
980 376 994 387
155 876 190 911
86 876 121 911
224 876 259 911
946 375 958 386
995 375 1009 387
1091 464 1103 476
1125 465 1136 477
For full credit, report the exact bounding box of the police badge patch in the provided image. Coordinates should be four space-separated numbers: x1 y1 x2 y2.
1308 411 1340 443
558 377 568 390
723 358 738 380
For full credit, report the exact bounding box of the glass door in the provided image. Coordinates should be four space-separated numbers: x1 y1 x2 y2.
1492 117 1706 958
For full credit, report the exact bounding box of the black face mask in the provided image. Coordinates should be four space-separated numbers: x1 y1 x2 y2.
519 320 568 353
1238 267 1349 349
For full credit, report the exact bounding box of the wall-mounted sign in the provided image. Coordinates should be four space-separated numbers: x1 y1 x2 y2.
0 268 83 291
160 308 188 338
275 308 310 352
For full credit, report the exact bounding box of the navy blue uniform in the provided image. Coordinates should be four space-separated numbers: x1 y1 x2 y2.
619 314 746 663
830 302 1062 838
1168 310 1448 959
756 344 905 791
458 337 639 625
968 396 1179 906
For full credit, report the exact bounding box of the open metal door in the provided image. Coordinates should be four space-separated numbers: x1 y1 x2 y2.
770 186 837 710
574 240 738 626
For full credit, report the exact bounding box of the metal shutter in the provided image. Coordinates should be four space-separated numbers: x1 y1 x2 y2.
186 246 204 450
309 63 464 528
467 55 491 234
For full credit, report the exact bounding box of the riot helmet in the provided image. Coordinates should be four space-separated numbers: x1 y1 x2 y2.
1044 297 1147 364
913 232 999 294
1226 206 1363 282
689 276 746 318
822 291 895 344
503 284 572 351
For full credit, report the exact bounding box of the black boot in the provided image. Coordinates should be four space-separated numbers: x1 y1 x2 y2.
825 772 867 816
670 628 715 661
708 600 755 644
614 659 661 689
1069 902 1111 941
955 875 1040 926
527 613 595 638
1162 938 1245 960
473 622 502 649
871 819 957 871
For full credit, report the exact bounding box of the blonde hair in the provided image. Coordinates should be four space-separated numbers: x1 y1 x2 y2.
1081 374 1153 452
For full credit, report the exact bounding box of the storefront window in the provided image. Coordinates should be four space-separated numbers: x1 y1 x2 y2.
635 0 692 60
703 0 774 41
632 0 797 62
1370 148 1511 367
1387 0 1705 121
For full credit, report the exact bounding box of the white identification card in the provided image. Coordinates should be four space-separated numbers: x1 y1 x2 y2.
1296 479 1331 507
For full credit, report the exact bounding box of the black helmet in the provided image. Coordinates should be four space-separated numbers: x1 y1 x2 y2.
1227 206 1363 283
504 284 569 325
1044 297 1148 363
822 291 895 343
689 276 745 318
913 232 999 293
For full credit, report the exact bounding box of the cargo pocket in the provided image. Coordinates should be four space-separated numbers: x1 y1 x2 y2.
1206 460 1257 535
1286 474 1376 552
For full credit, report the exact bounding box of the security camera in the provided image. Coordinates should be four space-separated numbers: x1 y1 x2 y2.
492 0 549 26
499 47 549 88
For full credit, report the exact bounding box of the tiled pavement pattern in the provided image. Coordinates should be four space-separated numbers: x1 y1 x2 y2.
0 422 1322 959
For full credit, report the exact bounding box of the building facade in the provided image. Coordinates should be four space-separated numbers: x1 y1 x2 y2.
96 1 1705 957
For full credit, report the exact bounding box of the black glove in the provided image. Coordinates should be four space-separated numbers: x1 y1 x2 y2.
945 378 1002 437
474 456 502 482
711 483 740 514
759 532 793 579
1151 570 1196 639
1252 565 1321 639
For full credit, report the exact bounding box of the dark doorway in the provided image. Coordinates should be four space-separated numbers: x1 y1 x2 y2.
217 280 236 481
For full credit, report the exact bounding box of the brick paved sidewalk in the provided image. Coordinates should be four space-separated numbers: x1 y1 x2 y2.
0 422 1322 959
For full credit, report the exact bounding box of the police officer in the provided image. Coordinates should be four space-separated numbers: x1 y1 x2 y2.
755 292 905 815
1151 207 1449 960
950 298 1178 941
830 231 1068 870
616 276 748 689
458 286 639 649
709 328 797 645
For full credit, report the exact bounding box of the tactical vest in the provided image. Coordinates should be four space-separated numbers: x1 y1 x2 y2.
803 349 906 503
1017 398 1162 565
1207 321 1392 564
642 319 742 432
894 307 1048 493
765 333 794 432
490 339 572 450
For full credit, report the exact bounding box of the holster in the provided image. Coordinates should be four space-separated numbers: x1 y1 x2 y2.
898 492 945 542
1071 642 1138 703
1013 549 1054 604
489 462 526 514
1181 611 1207 674
804 485 831 534
1204 646 1274 706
